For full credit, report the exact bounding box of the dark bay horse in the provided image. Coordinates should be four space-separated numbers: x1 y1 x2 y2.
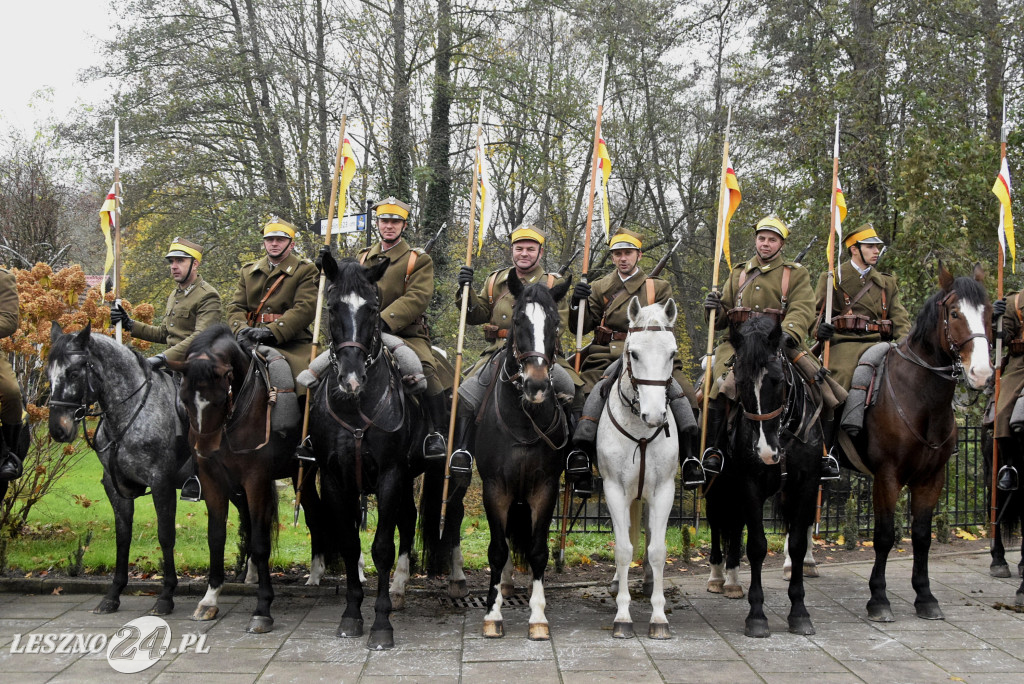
704 315 823 637
308 254 438 650
474 274 572 640
46 321 190 615
845 264 992 621
173 323 325 633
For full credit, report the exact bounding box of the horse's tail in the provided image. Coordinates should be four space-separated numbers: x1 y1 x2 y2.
418 460 461 577
507 501 532 572
629 498 643 560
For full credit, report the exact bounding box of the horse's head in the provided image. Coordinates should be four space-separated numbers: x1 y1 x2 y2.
731 315 787 466
506 274 572 404
913 262 992 389
175 324 246 455
623 297 677 428
46 321 95 442
323 252 386 397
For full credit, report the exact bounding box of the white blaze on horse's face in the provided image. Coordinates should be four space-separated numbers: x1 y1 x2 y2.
338 291 369 394
753 370 779 466
959 300 993 389
626 298 677 428
47 358 78 440
522 301 551 404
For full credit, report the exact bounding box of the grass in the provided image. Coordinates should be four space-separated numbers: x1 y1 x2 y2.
4 452 788 577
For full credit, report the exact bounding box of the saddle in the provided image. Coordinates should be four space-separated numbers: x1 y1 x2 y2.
297 333 427 394
257 344 299 436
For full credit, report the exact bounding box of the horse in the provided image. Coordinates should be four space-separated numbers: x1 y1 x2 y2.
308 254 441 650
472 273 571 640
46 321 190 616
596 298 679 639
843 263 991 621
172 323 326 634
704 315 824 637
982 426 1024 605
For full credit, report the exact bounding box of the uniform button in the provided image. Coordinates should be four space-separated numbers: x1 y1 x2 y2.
502 315 507 320
169 323 174 328
755 286 760 290
278 322 284 326
755 305 761 310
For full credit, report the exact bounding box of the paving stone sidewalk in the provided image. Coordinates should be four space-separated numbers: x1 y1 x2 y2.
1 548 1022 683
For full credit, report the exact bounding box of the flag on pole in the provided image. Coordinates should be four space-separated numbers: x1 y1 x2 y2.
335 137 358 248
597 137 613 238
994 156 1016 273
717 155 741 270
827 177 849 283
476 132 494 255
98 184 117 296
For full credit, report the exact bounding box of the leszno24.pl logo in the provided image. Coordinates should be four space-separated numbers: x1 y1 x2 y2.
9 615 209 673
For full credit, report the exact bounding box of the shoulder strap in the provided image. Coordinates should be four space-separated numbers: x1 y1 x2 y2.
842 279 876 315
644 278 655 304
486 272 499 304
734 268 762 305
780 266 791 310
403 250 418 294
358 252 368 265
247 273 287 326
600 286 631 327
546 273 556 288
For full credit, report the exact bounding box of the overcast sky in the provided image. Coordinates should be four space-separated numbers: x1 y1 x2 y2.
1 1 115 135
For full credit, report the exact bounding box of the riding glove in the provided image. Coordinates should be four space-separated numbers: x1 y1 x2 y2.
147 354 167 371
110 304 134 332
703 290 722 313
237 326 275 348
993 298 1007 319
815 321 836 342
571 282 592 309
315 245 332 272
457 266 475 290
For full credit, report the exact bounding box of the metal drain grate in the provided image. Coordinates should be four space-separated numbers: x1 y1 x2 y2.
440 594 530 609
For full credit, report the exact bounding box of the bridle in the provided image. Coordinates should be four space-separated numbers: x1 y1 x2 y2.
501 313 554 393
328 296 384 375
183 352 235 437
618 325 674 418
739 350 794 426
895 290 988 381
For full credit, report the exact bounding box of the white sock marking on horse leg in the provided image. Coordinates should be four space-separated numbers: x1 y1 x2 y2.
484 584 504 622
245 557 258 584
528 578 547 625
199 584 222 609
783 532 793 572
500 555 514 592
804 526 817 566
709 562 725 583
451 545 466 583
306 553 325 586
391 552 410 598
357 552 366 584
726 566 741 590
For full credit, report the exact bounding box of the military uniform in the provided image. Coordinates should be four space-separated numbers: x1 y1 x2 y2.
132 277 222 362
0 267 24 480
994 291 1024 439
814 260 910 389
226 251 319 384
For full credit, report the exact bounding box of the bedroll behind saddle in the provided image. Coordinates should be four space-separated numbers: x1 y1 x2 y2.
296 333 427 394
840 342 892 436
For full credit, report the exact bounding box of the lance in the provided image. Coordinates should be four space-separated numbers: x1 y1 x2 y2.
698 106 733 464
823 114 841 370
991 102 1010 538
294 84 351 525
113 119 123 344
574 54 608 373
440 92 486 539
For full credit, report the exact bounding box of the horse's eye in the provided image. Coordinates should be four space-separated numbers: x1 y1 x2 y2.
951 311 960 319
630 350 639 360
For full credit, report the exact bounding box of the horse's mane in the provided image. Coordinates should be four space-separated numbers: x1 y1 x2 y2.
513 282 560 327
186 323 239 384
332 258 379 301
733 316 780 381
50 325 149 374
908 276 988 354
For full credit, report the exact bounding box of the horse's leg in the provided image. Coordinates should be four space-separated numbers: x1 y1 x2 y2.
500 554 515 598
707 509 725 594
803 525 819 577
297 468 327 586
483 488 511 638
94 474 133 614
785 476 816 635
604 480 635 638
524 482 559 641
446 488 468 598
646 483 674 640
336 516 366 638
149 483 179 615
389 476 417 611
866 471 899 622
243 473 277 633
908 479 944 620
724 520 745 599
366 470 403 650
744 498 770 638
193 465 229 621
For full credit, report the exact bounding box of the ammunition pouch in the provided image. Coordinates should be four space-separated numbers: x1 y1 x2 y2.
727 307 784 325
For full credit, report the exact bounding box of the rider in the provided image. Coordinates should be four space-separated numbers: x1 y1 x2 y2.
567 227 703 492
356 197 448 461
449 225 581 483
812 224 910 478
990 291 1024 490
702 215 818 476
0 265 24 482
111 237 222 369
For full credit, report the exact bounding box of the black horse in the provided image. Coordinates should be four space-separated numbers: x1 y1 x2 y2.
474 274 572 640
704 315 823 637
309 254 445 650
46 321 190 615
173 324 326 633
982 428 1024 605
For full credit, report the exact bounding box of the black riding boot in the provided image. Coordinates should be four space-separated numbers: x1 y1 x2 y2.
448 410 476 489
423 392 448 460
997 465 1019 491
701 400 726 475
820 412 842 481
0 422 24 482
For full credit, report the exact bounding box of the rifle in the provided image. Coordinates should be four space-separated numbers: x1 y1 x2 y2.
422 221 447 255
557 247 582 278
650 237 682 278
793 235 818 265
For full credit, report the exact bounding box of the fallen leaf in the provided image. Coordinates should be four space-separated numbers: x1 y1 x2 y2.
51 587 63 595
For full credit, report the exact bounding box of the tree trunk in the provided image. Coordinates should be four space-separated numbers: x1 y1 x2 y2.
387 0 413 203
423 0 453 262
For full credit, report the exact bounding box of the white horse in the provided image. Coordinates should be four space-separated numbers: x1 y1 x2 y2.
597 298 679 639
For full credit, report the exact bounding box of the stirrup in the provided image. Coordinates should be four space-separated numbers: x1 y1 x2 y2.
423 432 446 460
701 447 724 475
448 449 473 488
295 436 316 462
821 450 841 481
681 456 706 489
180 475 202 502
565 449 591 477
997 465 1019 492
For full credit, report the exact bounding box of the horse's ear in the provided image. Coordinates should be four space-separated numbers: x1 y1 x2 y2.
364 258 389 284
627 296 642 325
663 298 678 327
322 249 339 280
768 320 783 350
973 262 985 284
549 274 571 303
938 259 954 292
507 272 524 298
50 320 63 344
75 321 92 345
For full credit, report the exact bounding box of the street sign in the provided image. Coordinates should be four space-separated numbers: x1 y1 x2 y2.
316 213 366 235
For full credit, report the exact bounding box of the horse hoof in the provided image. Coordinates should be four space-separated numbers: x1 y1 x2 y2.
866 604 894 622
782 567 792 581
191 605 219 621
390 592 406 611
745 618 770 638
612 621 635 639
246 615 274 634
337 617 364 638
528 623 550 641
149 599 173 616
448 580 468 599
483 620 504 638
803 563 819 578
648 623 671 640
500 583 514 599
788 616 815 635
724 585 745 599
990 564 1012 578
642 582 654 599
1018 561 1024 578
1015 592 1023 607
367 628 395 651
92 598 120 615
706 579 724 594
915 602 944 620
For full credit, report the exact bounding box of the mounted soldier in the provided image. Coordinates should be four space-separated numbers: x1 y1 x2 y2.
702 215 826 476
0 266 24 482
111 237 222 370
448 225 581 482
990 292 1024 490
812 224 910 478
356 197 448 460
568 227 702 492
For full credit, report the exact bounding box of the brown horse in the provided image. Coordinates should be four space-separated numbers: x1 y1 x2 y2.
843 263 991 622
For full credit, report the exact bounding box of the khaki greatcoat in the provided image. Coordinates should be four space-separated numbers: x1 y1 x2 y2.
0 268 22 425
132 276 222 362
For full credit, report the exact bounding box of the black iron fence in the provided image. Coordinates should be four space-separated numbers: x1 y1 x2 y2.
555 418 992 538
